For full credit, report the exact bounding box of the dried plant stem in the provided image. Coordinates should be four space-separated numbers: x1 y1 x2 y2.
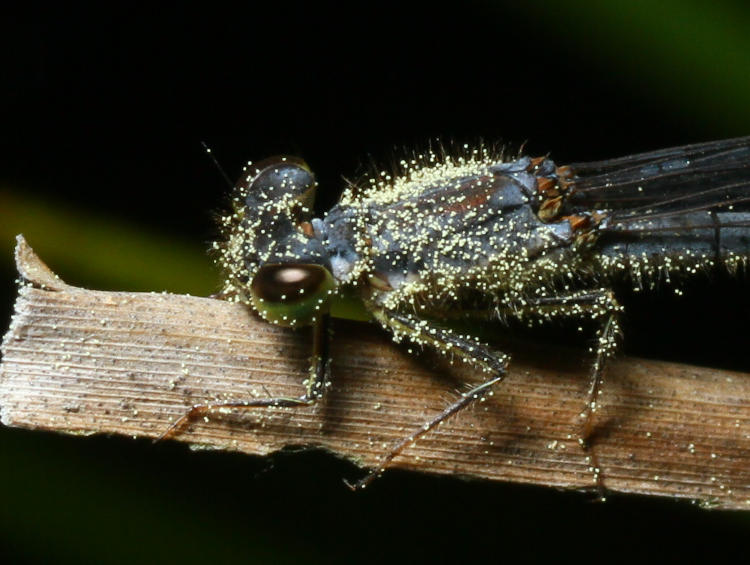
2 236 750 508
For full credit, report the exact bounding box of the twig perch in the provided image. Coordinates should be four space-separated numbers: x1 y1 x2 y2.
1 235 749 508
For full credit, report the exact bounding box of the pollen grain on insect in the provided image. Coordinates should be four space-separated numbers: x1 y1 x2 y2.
168 136 750 490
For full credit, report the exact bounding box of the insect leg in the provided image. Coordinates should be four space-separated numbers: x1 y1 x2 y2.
519 289 623 493
348 309 508 489
521 289 622 432
157 313 332 441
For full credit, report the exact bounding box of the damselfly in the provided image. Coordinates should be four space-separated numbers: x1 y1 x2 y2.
161 136 750 489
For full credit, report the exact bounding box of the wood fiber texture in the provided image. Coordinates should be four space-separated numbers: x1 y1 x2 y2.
2 236 749 508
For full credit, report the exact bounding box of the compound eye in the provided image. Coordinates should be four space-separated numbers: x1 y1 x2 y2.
250 264 336 327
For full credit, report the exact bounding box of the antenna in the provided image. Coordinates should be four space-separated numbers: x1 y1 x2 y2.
201 141 233 189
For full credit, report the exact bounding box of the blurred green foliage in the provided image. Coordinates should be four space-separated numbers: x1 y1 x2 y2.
0 189 216 295
516 0 750 133
2 3 750 564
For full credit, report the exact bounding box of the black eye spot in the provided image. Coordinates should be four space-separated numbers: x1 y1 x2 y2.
251 264 329 303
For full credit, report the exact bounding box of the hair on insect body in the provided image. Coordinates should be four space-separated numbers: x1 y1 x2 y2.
159 136 750 492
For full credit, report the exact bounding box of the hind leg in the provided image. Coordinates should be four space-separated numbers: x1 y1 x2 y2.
515 288 623 496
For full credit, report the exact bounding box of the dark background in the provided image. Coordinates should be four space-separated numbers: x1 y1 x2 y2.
2 2 750 563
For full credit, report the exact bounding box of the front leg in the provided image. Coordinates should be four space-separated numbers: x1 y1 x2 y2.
157 313 332 441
